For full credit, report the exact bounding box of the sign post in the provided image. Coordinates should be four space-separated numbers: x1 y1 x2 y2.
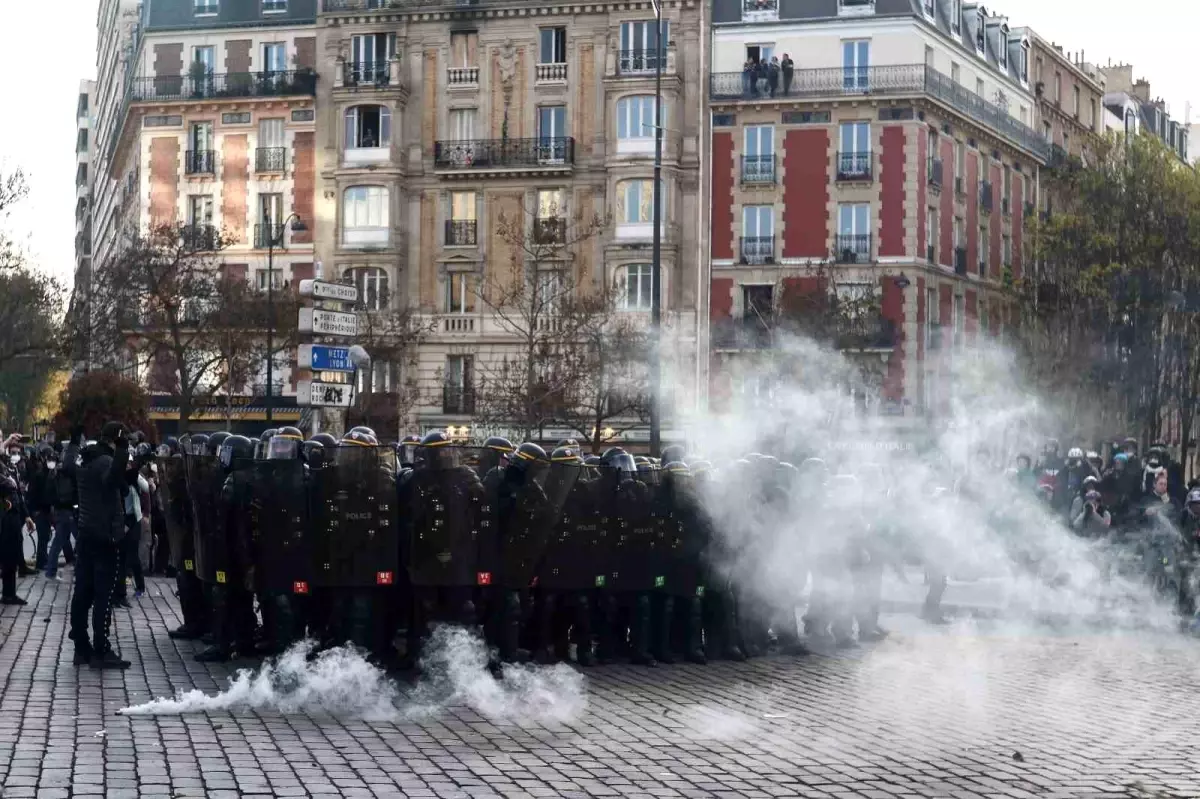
295 280 361 436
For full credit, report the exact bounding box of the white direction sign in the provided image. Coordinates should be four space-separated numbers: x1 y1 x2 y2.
297 379 353 408
299 279 359 303
298 307 358 337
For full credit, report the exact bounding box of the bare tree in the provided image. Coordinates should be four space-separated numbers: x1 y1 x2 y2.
349 291 436 439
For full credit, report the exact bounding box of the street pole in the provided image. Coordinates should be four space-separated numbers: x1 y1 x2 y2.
649 0 664 458
266 222 275 425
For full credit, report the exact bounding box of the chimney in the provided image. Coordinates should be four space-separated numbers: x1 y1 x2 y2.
1132 78 1152 103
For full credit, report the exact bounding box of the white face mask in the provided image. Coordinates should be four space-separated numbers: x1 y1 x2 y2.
150 464 158 475
47 461 57 470
9 455 20 465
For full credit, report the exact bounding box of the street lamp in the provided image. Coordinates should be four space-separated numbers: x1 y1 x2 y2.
265 212 307 424
346 344 371 434
649 0 664 458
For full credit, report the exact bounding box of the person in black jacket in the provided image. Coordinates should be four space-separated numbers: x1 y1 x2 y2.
0 475 27 605
70 422 134 669
27 444 55 572
45 436 80 580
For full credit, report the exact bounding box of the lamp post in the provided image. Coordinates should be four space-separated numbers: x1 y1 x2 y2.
649 0 664 458
346 344 371 434
265 212 307 424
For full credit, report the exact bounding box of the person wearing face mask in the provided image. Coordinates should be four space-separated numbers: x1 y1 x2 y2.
1 433 38 577
0 474 28 605
45 430 82 580
27 444 56 574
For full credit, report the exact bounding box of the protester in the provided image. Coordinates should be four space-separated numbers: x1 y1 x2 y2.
45 435 80 580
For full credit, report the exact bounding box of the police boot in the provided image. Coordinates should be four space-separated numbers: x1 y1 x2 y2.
630 594 657 667
195 585 232 662
652 594 675 664
533 592 557 665
499 590 525 663
573 594 595 667
683 596 707 664
595 592 620 665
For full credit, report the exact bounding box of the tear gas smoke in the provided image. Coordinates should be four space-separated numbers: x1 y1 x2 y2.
682 331 1185 633
118 626 587 724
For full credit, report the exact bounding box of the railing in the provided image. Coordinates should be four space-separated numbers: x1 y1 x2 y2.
954 247 967 275
533 218 566 245
536 63 567 82
980 182 994 212
185 150 215 175
442 316 476 334
130 70 316 102
182 225 217 251
837 151 873 181
837 316 896 351
928 158 943 188
739 236 775 265
254 224 284 249
710 63 1050 161
742 0 778 19
834 234 871 262
741 155 776 184
445 220 478 246
447 67 479 86
433 137 575 170
442 386 475 415
617 50 664 75
343 61 390 87
255 147 286 173
711 319 772 350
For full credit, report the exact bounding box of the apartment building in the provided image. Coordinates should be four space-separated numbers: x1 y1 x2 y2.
1021 33 1104 164
706 0 1046 419
71 81 97 373
314 0 708 442
1100 62 1189 162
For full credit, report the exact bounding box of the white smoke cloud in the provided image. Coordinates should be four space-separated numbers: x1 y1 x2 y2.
119 626 587 725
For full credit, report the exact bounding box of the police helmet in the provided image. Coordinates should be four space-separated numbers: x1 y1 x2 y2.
661 444 686 466
341 430 374 447
260 428 279 443
550 445 583 465
311 433 338 449
511 442 550 471
208 431 231 456
663 461 690 477
399 433 423 466
218 434 254 471
689 459 713 478
164 436 180 454
301 439 325 467
1067 447 1084 461
583 455 601 467
268 426 304 459
349 426 377 439
188 433 209 456
482 436 514 454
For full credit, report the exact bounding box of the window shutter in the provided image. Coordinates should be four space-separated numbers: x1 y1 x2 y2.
380 107 391 145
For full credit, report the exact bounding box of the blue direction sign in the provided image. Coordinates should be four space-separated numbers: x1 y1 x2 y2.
298 343 355 373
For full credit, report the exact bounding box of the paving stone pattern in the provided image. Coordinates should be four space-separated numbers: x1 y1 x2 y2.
1 573 1199 798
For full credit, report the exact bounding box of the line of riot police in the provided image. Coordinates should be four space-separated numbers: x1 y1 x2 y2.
156 428 770 667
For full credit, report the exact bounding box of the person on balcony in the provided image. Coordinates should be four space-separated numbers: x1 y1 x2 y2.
742 58 755 98
767 56 781 98
781 53 794 96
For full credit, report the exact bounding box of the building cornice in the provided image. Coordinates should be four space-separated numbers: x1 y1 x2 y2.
321 0 697 26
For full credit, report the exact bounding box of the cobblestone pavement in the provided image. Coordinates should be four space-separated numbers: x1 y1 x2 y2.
2 571 1199 799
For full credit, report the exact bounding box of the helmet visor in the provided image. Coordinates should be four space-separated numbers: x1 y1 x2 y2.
268 436 300 460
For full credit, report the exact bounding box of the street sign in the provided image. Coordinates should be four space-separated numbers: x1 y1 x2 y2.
298 279 359 303
297 344 355 372
298 308 358 337
297 379 353 408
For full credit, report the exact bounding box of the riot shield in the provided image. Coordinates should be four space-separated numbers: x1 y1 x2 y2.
607 475 660 592
496 474 555 590
251 458 312 594
156 455 193 571
185 454 226 583
660 478 709 598
310 446 400 589
536 463 609 591
406 446 488 589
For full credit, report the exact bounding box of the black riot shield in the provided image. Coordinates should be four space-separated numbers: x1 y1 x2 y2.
607 477 660 593
536 464 610 592
310 446 399 589
251 459 312 594
156 455 193 572
185 454 227 584
660 479 708 598
497 474 555 590
406 447 488 589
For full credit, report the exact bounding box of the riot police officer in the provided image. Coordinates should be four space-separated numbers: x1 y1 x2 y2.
161 438 209 641
476 437 515 486
657 461 708 664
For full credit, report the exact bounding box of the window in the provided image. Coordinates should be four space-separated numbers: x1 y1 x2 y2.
976 77 985 98
192 46 215 75
443 271 476 314
1020 41 1029 84
444 356 474 414
616 179 663 231
951 62 960 84
450 31 478 68
537 188 565 220
1073 85 1081 117
619 20 669 72
539 28 567 64
953 294 965 348
77 129 89 152
446 191 477 246
742 205 773 263
194 0 217 15
355 362 393 394
351 32 394 81
619 264 654 311
951 0 961 32
924 46 934 68
537 270 565 313
842 40 869 91
927 207 938 263
1054 72 1062 103
263 0 287 12
345 105 390 149
925 286 939 352
954 216 964 255
1002 235 1011 266
998 30 1008 69
1043 120 1052 142
343 267 388 311
451 191 476 222
955 140 965 183
188 195 213 227
258 193 282 247
979 225 988 275
840 121 869 154
746 44 775 65
616 96 659 152
262 43 286 74
449 109 476 142
1091 98 1098 132
1003 164 1011 207
255 270 282 291
190 121 213 152
1020 105 1028 126
837 203 870 259
538 106 567 161
922 0 934 19
342 186 390 246
259 118 284 149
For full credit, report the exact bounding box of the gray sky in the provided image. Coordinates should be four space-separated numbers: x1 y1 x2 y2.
0 0 1194 290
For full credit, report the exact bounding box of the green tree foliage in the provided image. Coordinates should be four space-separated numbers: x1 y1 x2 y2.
51 371 155 442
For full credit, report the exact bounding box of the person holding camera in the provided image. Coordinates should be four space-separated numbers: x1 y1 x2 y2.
1070 487 1111 538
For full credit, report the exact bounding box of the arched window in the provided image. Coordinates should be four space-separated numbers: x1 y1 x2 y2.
342 186 390 246
345 105 391 149
344 266 389 311
616 263 654 310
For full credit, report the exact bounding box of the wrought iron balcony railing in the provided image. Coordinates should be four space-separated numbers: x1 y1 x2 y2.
442 386 475 415
433 137 575 170
255 147 286 173
254 224 285 249
711 319 773 350
836 316 897 351
739 235 775 265
182 224 217 251
185 150 215 175
617 50 664 75
130 70 316 102
834 234 871 263
837 151 873 181
741 155 776 184
710 63 1050 161
343 61 390 87
445 219 478 246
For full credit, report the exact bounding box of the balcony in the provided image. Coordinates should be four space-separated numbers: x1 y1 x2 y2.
536 62 567 83
533 218 566 245
441 315 476 334
739 236 775 265
741 0 778 21
709 63 1050 162
928 158 944 188
711 319 773 350
433 137 575 174
617 50 664 76
834 234 871 263
836 316 897 351
254 224 284 250
445 220 478 246
255 147 286 173
343 61 391 88
836 151 873 181
954 246 967 275
447 67 479 87
741 155 776 185
980 182 994 213
182 225 217 251
443 386 475 415
185 150 215 176
130 70 316 102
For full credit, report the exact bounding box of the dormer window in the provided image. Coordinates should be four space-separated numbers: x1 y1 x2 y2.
951 0 962 33
923 0 934 19
975 11 986 54
1020 40 1029 84
997 26 1008 69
